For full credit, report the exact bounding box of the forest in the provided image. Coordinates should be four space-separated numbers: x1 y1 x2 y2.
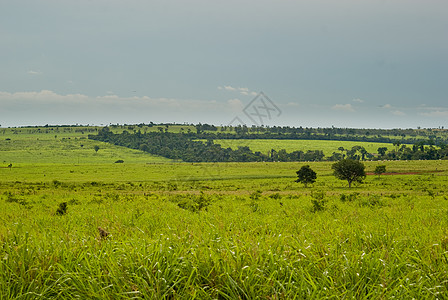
89 125 448 162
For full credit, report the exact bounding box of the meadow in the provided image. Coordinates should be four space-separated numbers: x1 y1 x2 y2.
1 127 448 299
209 139 392 157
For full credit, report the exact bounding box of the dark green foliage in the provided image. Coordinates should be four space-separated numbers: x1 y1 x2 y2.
359 195 383 208
89 129 324 162
340 192 360 202
114 159 124 163
310 190 327 212
296 165 317 187
332 159 366 188
377 147 388 156
56 202 68 215
89 125 448 162
250 190 263 201
269 193 282 200
374 165 387 176
4 191 32 208
177 192 211 212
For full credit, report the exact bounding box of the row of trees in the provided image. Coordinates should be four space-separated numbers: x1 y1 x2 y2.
296 159 382 188
102 123 448 145
89 129 326 162
89 128 448 163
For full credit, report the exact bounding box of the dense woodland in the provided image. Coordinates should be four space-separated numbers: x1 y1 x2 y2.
114 123 448 144
89 125 448 162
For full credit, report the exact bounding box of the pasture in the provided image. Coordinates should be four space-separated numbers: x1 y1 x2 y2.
1 127 448 299
210 139 392 157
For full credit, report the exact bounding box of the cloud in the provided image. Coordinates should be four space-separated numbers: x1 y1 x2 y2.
420 110 448 118
0 90 223 109
381 104 392 109
0 90 244 127
391 110 406 116
352 98 364 103
218 85 258 96
332 104 355 112
227 98 244 111
0 90 89 103
222 85 236 91
27 70 42 75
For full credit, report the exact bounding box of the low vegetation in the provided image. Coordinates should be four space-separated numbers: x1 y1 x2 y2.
1 125 448 298
89 127 448 162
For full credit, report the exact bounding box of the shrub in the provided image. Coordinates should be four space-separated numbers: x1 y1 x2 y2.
56 202 68 215
340 192 360 202
310 190 327 212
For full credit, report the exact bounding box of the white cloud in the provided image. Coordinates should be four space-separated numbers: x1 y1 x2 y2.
227 98 244 111
420 110 448 118
0 90 236 127
391 110 406 116
0 90 222 109
27 70 42 75
219 85 258 96
0 90 229 113
332 103 355 112
381 104 392 109
352 98 364 103
0 90 89 103
223 85 236 91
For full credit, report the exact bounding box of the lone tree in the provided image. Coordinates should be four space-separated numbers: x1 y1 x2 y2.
94 145 100 153
296 165 317 188
377 147 388 157
374 165 387 177
332 159 366 188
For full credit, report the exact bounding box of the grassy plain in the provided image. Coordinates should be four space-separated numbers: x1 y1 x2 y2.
0 127 169 164
1 127 448 299
210 139 393 156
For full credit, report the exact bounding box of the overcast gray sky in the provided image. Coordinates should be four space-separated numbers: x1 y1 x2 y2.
1 0 447 128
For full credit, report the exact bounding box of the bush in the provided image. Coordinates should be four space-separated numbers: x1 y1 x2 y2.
177 192 211 212
310 190 327 212
56 202 68 215
340 192 360 202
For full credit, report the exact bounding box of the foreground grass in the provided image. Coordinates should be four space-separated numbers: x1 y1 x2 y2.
1 182 447 299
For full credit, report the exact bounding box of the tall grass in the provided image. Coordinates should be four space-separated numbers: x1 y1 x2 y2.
1 127 448 298
1 181 448 298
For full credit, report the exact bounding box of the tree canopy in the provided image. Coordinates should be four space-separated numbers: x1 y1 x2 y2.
332 159 366 188
295 165 317 188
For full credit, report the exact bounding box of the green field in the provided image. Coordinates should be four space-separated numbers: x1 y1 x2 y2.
1 127 448 298
210 139 393 156
0 127 169 164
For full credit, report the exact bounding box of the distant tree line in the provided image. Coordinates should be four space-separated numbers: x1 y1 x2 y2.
89 127 448 162
89 128 325 162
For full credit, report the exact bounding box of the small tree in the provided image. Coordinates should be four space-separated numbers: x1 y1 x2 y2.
377 147 388 157
94 145 100 153
374 165 387 177
332 159 366 188
296 165 317 188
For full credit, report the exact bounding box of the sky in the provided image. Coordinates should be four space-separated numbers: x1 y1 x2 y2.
1 0 447 129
